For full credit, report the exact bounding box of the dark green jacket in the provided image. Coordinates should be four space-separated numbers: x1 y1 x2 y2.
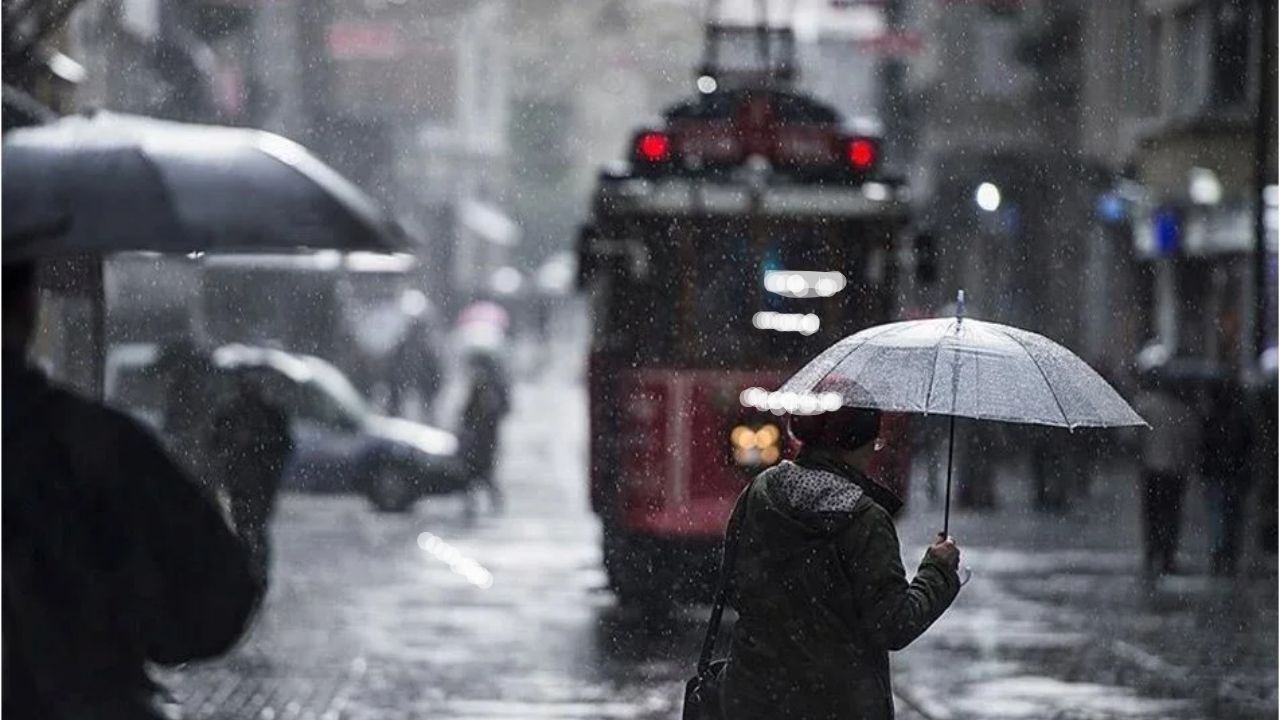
721 454 960 720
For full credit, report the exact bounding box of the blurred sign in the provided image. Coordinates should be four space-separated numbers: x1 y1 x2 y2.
327 22 406 60
855 31 924 57
940 0 1024 8
1135 205 1257 258
1094 191 1127 225
1153 208 1180 256
326 20 455 121
1182 207 1251 255
1133 207 1178 258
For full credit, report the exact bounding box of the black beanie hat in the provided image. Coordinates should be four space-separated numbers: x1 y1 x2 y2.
788 405 882 451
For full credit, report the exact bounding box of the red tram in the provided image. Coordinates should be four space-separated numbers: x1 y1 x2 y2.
577 23 914 606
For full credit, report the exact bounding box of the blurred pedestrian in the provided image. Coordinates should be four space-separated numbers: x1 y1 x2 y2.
2 262 263 719
1258 364 1278 555
1132 368 1200 577
1030 426 1096 514
212 374 295 577
459 351 511 516
956 420 1000 509
390 313 444 420
156 338 218 485
717 405 961 720
1200 380 1254 576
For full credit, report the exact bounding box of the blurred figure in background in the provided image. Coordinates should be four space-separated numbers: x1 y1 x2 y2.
156 338 218 486
1258 351 1278 555
1200 379 1254 576
1030 425 1072 514
3 262 262 719
1132 354 1201 577
956 421 1000 509
212 374 295 577
459 351 511 517
389 306 444 421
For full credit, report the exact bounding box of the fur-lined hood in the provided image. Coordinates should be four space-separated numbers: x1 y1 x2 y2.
756 460 866 536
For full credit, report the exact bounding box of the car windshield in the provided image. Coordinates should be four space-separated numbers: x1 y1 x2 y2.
299 356 371 422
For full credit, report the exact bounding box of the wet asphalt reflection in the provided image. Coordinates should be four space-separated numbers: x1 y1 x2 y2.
159 374 1275 720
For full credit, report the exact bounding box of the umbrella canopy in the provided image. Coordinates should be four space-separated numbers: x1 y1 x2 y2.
3 111 409 260
780 316 1146 430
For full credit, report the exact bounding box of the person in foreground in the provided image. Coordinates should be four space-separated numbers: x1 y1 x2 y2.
2 262 264 719
720 405 961 720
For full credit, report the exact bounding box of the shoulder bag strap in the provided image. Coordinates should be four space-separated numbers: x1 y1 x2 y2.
696 487 747 675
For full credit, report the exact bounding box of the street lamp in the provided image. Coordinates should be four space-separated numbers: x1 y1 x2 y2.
975 182 1001 212
1188 167 1223 205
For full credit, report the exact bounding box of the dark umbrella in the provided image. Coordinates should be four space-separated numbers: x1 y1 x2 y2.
2 110 409 260
779 292 1147 535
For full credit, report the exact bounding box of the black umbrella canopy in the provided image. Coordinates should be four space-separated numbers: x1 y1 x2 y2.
2 111 411 261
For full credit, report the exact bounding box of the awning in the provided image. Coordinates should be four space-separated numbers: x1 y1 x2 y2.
460 199 520 247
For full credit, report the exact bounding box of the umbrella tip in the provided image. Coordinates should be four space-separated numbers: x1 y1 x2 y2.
956 290 966 323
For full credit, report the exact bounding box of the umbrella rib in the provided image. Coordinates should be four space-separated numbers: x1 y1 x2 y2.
923 319 954 413
994 326 1072 428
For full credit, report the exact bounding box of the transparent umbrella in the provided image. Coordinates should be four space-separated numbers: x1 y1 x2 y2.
779 292 1147 534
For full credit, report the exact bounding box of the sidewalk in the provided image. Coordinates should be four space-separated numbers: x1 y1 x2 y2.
889 461 1278 719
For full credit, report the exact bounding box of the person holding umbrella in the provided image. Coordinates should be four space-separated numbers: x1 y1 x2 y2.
685 293 1144 720
717 401 962 719
2 262 263 718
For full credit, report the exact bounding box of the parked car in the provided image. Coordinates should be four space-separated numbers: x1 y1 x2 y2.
205 344 468 512
209 344 467 512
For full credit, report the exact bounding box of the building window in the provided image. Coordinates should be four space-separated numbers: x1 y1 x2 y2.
1209 0 1252 110
974 18 1031 99
1137 12 1160 118
1164 9 1205 119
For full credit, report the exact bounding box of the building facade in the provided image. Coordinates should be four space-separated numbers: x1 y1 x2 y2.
899 0 1103 366
1081 0 1275 378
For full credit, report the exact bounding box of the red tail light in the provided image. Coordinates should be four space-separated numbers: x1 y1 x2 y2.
847 137 877 171
635 132 672 163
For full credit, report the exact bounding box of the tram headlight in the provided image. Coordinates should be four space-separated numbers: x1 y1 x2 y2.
755 424 780 448
731 423 782 467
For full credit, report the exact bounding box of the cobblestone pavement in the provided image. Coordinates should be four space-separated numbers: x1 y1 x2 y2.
161 357 1277 720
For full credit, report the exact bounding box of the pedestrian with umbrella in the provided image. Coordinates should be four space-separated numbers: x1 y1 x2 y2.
2 110 411 719
686 292 1145 720
707 398 961 720
775 291 1146 538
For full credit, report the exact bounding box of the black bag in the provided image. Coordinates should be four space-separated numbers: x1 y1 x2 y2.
682 493 745 720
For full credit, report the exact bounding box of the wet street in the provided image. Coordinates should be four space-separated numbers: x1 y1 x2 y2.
161 350 1277 720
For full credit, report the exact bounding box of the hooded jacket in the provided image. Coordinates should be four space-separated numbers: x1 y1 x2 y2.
720 452 959 720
